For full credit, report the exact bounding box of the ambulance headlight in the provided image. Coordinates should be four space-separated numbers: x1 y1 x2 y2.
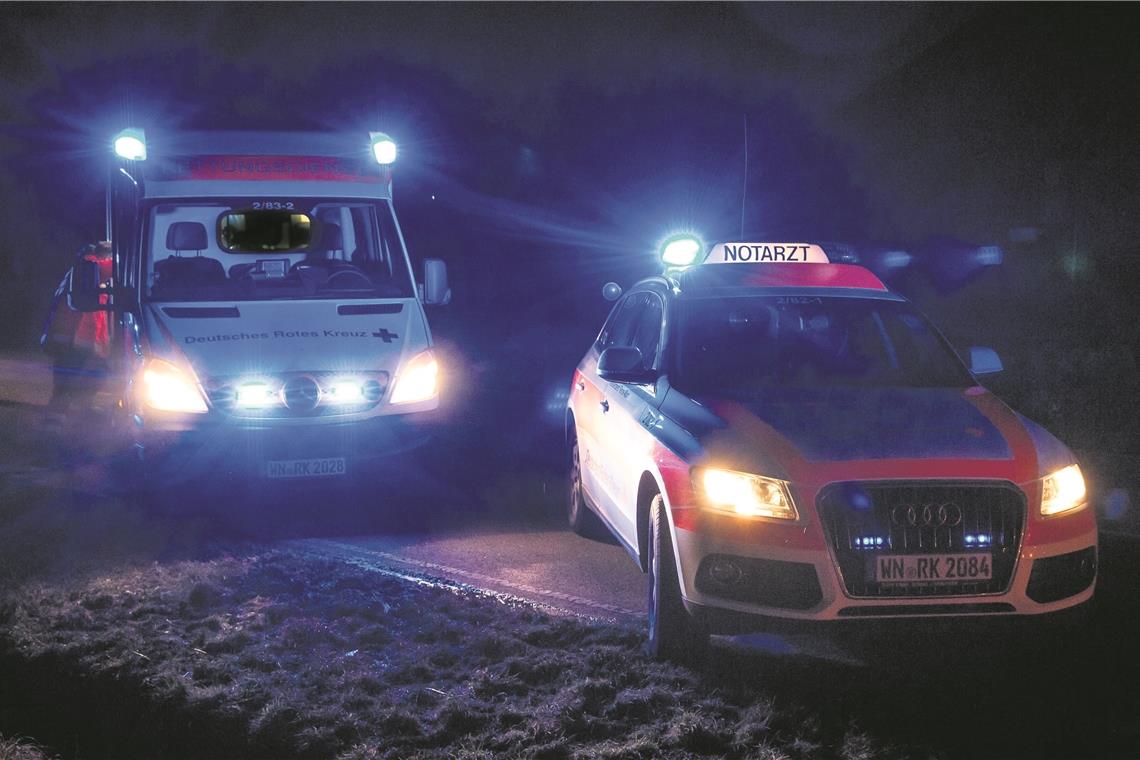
113 128 147 161
140 359 207 414
235 382 277 408
1041 464 1087 516
389 350 438 404
326 378 364 403
660 235 703 267
370 132 397 165
696 468 798 521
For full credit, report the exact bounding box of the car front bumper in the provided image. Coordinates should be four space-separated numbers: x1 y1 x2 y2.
671 502 1097 630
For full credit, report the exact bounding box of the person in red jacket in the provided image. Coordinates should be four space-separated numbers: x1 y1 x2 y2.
42 241 113 417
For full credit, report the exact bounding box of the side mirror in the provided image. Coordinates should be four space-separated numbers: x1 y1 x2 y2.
969 346 1003 376
597 346 657 385
67 259 106 312
422 258 451 305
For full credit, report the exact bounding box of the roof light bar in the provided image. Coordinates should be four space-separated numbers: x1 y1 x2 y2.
370 132 397 165
113 128 147 161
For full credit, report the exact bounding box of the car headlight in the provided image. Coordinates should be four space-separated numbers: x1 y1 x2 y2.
696 468 798 520
140 358 208 413
389 350 439 405
1041 464 1087 516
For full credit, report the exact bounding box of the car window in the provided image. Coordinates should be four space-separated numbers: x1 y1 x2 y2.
597 292 665 367
598 294 642 350
631 293 664 367
673 295 973 395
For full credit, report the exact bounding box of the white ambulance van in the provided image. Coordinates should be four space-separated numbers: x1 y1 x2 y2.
66 129 450 492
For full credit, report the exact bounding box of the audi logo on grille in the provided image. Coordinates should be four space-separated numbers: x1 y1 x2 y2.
890 502 963 527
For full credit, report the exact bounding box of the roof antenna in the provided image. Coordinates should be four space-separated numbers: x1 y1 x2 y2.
740 113 748 240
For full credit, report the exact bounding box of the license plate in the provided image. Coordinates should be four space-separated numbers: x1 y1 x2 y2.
874 554 993 583
266 457 346 479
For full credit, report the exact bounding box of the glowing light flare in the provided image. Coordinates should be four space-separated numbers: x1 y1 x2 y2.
700 469 797 520
660 235 703 267
235 382 278 408
326 379 364 403
389 351 439 404
370 132 397 165
1041 464 1087 516
113 128 147 160
141 359 207 413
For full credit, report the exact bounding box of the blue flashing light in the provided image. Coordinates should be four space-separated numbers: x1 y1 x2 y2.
965 535 975 544
113 128 147 160
660 235 703 267
855 536 887 549
370 132 397 165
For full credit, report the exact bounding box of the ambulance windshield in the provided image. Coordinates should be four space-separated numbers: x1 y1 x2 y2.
673 296 974 395
145 199 415 301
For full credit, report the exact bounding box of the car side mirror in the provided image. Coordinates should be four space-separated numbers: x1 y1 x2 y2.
422 258 451 305
597 346 657 385
969 346 1003 376
67 259 106 312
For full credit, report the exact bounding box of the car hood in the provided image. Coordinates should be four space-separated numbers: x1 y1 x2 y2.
715 387 1012 462
663 385 1070 484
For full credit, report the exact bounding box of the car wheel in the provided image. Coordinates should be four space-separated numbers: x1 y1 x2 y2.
568 437 604 538
645 494 708 663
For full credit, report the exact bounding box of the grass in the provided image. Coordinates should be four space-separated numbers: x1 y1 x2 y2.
0 549 924 760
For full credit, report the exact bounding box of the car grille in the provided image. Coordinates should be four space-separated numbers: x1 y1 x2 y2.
205 371 388 418
819 481 1025 598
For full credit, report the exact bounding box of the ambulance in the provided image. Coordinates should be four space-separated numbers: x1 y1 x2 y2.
66 129 449 494
566 237 1097 661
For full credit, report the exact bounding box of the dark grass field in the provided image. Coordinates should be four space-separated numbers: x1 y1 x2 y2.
3 534 1140 760
0 548 908 760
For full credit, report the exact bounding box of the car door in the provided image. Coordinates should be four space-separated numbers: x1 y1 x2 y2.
576 294 641 535
586 290 667 549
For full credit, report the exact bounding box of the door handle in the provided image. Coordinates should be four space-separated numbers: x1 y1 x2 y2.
600 400 610 413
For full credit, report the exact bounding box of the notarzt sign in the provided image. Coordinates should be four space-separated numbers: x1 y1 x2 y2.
705 242 830 264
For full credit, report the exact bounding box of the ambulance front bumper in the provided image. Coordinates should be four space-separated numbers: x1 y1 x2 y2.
671 503 1097 631
134 410 440 485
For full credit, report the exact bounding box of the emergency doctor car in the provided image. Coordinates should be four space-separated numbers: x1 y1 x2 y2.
64 129 450 494
566 238 1097 660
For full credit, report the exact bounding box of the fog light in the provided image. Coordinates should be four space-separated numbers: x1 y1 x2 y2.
706 557 744 586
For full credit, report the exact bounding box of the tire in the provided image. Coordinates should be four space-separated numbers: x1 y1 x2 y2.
645 494 708 663
567 436 605 538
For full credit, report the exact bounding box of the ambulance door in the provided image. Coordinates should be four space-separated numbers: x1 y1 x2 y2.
109 168 142 408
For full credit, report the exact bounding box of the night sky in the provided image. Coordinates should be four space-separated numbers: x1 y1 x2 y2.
1 3 1138 347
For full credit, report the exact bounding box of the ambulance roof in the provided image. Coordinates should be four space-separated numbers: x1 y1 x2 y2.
131 131 392 201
